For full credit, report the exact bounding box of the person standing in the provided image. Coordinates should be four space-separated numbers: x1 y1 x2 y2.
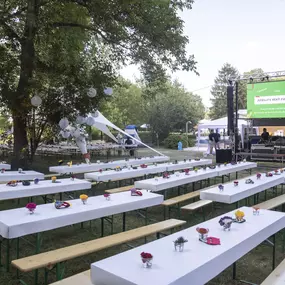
208 130 216 155
261 128 270 141
125 136 134 156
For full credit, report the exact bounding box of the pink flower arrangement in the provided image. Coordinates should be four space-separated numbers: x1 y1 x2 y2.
104 193 110 200
141 252 153 260
184 169 190 175
26 202 37 214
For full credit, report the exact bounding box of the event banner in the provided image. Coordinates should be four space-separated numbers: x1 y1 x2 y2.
247 81 285 118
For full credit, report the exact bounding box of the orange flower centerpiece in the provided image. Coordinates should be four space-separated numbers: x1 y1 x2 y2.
235 210 245 223
253 207 260 215
80 194 88 205
196 227 209 242
51 176 57 183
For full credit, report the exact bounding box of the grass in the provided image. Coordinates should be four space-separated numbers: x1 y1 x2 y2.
0 149 284 285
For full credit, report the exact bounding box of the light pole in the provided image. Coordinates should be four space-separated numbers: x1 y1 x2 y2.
185 121 192 148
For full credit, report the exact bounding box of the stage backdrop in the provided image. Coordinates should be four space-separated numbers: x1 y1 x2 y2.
247 81 285 118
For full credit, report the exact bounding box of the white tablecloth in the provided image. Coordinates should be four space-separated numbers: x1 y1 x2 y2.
216 162 257 176
0 190 163 239
49 156 170 174
134 168 218 192
0 178 91 201
91 207 285 285
84 159 212 182
200 173 284 203
0 170 44 182
0 164 11 170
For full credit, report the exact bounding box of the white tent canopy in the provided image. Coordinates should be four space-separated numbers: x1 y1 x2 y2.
90 111 164 156
197 116 250 149
197 116 248 130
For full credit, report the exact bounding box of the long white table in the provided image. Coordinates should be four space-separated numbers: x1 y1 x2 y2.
134 162 258 192
0 190 163 239
200 173 284 204
0 163 11 170
134 168 218 192
0 170 44 182
91 206 285 285
0 178 91 201
84 159 212 182
217 162 257 177
49 156 170 174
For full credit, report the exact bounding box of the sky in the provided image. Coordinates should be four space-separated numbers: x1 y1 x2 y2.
120 0 285 107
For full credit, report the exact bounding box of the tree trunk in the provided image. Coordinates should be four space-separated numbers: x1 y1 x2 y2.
12 0 39 168
12 112 29 169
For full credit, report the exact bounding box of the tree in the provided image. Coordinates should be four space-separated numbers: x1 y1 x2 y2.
146 81 205 140
0 0 197 167
99 78 146 129
209 63 241 119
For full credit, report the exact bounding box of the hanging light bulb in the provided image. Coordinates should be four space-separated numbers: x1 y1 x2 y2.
60 130 71 138
86 117 95 126
87 87 97 98
59 118 69 129
73 128 81 138
31 95 42 107
104 87 113 96
76 116 86 124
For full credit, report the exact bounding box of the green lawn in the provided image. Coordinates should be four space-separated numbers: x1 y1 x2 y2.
0 150 283 285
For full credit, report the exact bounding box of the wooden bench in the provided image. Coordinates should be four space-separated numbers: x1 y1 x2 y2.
105 184 135 194
50 270 91 285
254 193 285 210
260 257 285 285
12 219 186 283
181 200 213 221
162 190 201 219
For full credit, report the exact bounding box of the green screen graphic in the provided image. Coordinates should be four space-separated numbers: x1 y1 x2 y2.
247 81 285 118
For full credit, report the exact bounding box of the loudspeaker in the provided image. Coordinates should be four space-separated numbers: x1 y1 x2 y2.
227 86 234 135
216 149 232 163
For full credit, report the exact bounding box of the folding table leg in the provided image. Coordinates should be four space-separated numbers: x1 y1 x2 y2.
101 218 104 237
6 239 10 272
232 262 237 280
122 212 126 232
272 234 276 270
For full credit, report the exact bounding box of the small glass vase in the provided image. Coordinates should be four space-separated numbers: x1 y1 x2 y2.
174 243 185 252
199 233 208 242
81 199 88 205
28 208 35 214
223 223 232 231
141 257 153 268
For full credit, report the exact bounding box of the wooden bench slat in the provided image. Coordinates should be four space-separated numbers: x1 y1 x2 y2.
12 219 186 272
162 190 201 206
260 258 285 285
105 184 134 194
181 200 212 211
254 193 285 210
50 270 91 285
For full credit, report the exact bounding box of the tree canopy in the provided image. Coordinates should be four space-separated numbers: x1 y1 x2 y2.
100 79 205 141
209 64 264 120
0 0 197 167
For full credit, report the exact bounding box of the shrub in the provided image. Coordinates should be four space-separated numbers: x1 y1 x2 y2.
162 134 195 149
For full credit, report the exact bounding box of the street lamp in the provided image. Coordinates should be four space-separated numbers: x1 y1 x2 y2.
185 121 192 148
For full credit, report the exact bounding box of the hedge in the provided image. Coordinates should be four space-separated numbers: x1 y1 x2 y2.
162 134 195 149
